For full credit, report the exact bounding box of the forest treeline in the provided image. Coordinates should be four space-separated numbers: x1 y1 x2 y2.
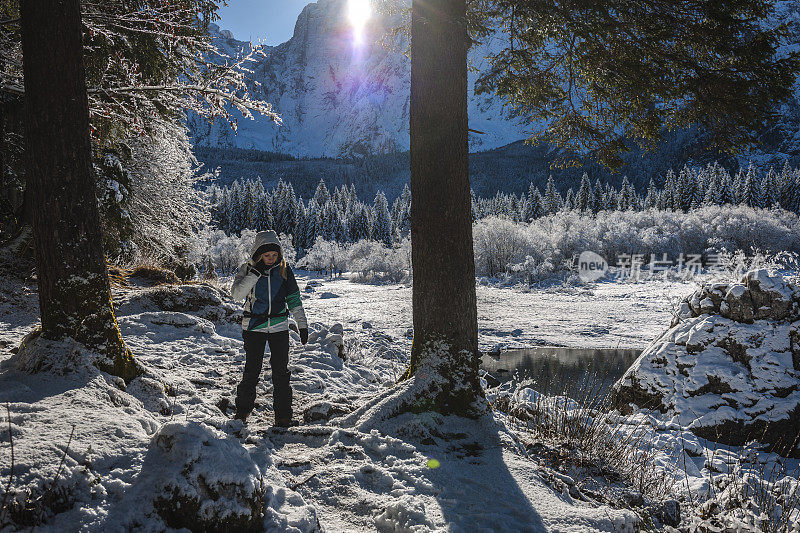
209 160 800 254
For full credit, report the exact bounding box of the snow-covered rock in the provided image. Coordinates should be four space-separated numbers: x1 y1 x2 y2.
141 420 319 532
188 1 528 157
612 269 800 456
115 283 240 323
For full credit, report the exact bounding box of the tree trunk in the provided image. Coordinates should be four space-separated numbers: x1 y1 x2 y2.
406 0 482 415
20 0 139 381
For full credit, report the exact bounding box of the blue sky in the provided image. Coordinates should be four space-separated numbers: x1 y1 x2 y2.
217 1 312 45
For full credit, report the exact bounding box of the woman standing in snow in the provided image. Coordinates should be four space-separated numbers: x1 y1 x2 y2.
230 230 308 426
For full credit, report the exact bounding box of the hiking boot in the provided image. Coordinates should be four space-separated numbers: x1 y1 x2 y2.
233 411 249 424
274 417 298 428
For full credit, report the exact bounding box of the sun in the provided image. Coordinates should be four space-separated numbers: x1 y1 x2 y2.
348 0 371 32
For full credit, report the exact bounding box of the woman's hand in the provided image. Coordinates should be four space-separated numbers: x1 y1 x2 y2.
248 262 265 277
299 328 308 345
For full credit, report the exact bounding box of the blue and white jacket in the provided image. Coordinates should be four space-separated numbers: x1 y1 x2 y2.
231 231 308 333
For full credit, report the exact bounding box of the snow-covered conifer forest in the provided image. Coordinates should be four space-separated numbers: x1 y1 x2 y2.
2 0 800 531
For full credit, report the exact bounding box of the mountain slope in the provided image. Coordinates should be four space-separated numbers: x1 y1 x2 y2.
190 0 800 170
188 0 528 157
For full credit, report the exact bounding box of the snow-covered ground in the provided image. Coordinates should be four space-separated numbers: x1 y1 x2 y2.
301 272 711 352
0 268 797 531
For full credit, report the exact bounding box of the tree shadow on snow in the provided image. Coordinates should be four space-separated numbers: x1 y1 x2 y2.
383 412 548 531
0 365 93 405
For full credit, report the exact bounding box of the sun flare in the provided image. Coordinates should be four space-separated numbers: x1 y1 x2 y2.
348 0 371 33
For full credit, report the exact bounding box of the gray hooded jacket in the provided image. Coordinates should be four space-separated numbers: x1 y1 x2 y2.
231 230 308 332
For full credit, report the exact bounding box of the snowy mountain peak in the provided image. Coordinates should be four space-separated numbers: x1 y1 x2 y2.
188 1 528 157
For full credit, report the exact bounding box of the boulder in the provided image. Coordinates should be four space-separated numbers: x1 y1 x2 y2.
115 283 239 322
148 421 268 532
302 399 354 423
613 269 800 457
142 421 320 532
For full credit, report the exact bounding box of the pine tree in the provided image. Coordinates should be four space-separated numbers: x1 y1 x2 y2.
779 171 800 214
214 189 230 232
509 193 520 221
676 167 691 211
662 170 677 210
618 176 635 210
475 0 800 169
778 164 800 214
394 183 412 236
349 183 359 213
656 186 668 210
742 163 763 208
228 181 244 233
718 172 735 205
525 187 545 220
20 0 139 379
689 191 700 210
604 183 614 208
348 204 372 241
399 0 482 416
575 173 592 212
391 196 402 236
242 179 258 229
332 185 344 211
315 201 334 240
271 180 298 236
733 168 746 204
313 178 331 207
644 177 658 209
372 191 392 246
793 175 800 214
779 161 796 211
696 167 708 204
284 182 299 233
296 200 316 252
271 180 287 234
762 167 779 208
592 178 605 212
703 170 719 205
331 206 346 242
470 188 479 222
253 192 273 231
562 188 574 211
544 175 562 214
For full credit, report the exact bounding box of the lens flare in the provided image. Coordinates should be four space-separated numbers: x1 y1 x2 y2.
348 0 371 43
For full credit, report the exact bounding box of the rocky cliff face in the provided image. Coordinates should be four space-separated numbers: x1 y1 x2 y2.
188 0 528 157
613 269 800 457
191 0 800 165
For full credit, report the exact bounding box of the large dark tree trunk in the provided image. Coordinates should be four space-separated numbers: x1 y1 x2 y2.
20 0 139 380
406 0 482 415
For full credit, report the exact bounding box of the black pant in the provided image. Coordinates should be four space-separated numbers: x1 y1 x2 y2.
236 329 292 419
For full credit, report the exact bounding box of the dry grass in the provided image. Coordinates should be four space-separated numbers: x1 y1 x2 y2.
492 366 800 531
0 405 78 529
106 262 183 288
692 442 800 532
107 264 131 287
492 371 677 529
129 264 179 285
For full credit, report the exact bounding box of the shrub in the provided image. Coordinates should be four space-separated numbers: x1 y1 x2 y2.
188 229 297 278
347 238 411 283
296 237 347 277
472 206 800 283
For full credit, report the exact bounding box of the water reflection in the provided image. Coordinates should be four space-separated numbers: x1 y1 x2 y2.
481 347 642 401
